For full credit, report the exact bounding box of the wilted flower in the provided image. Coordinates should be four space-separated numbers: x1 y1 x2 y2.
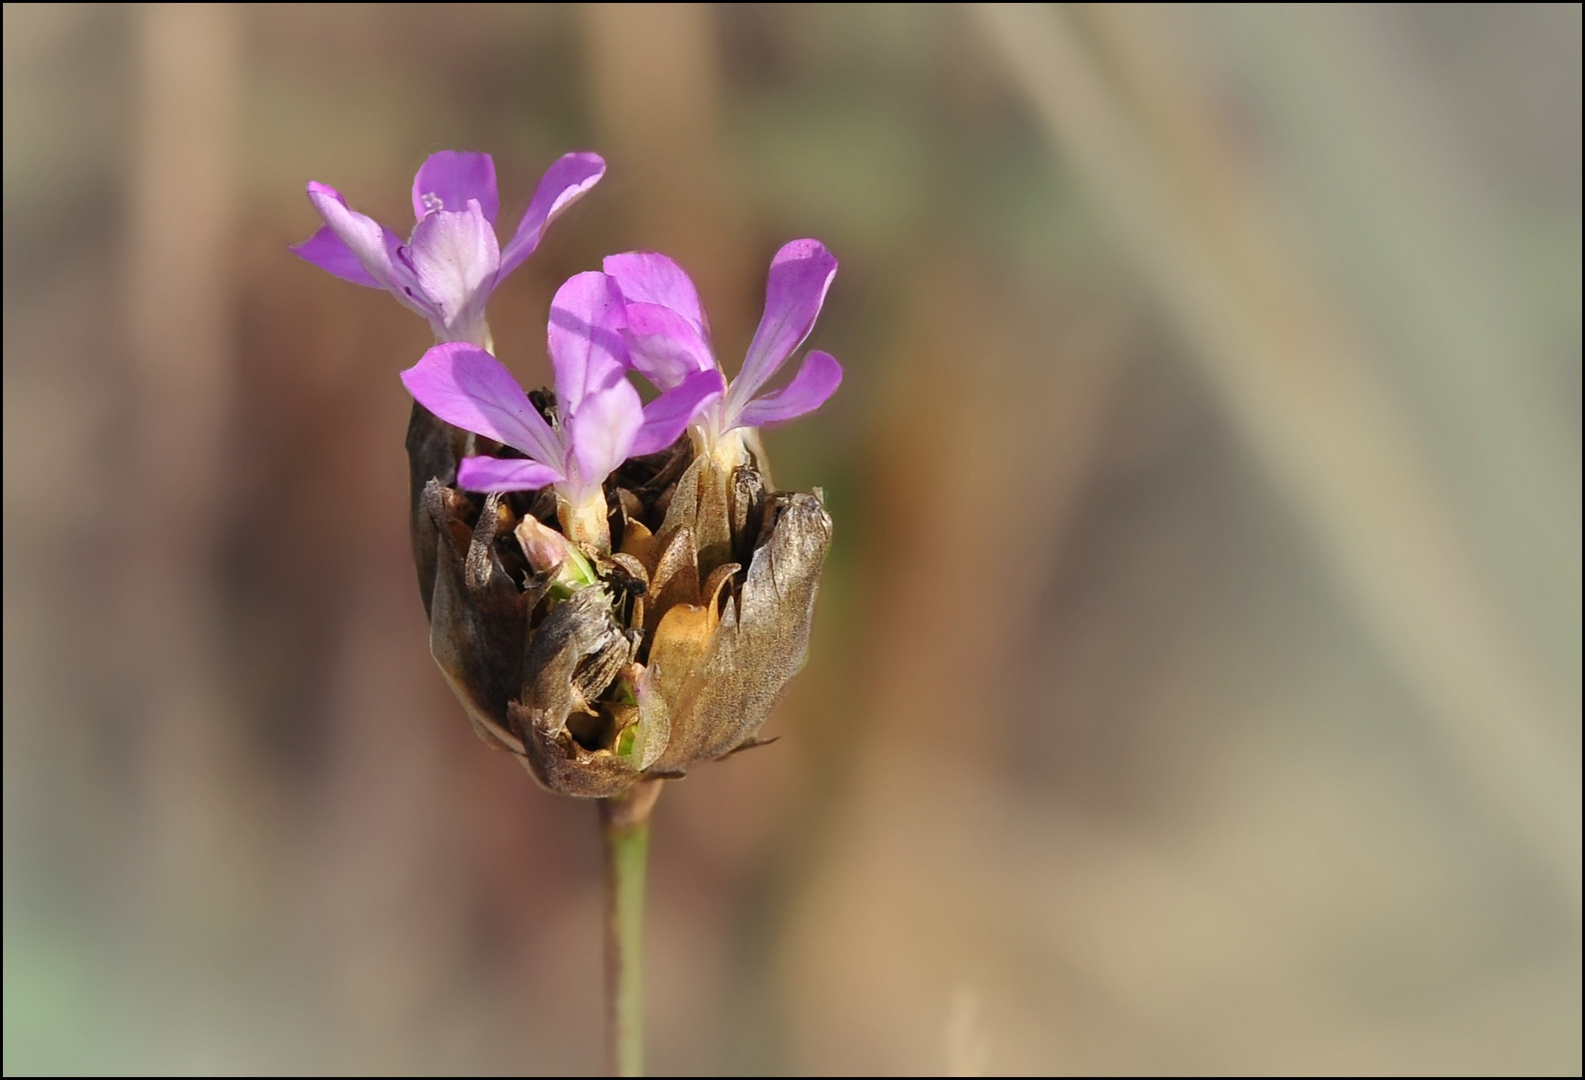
293 150 605 347
403 255 839 799
604 239 843 469
402 271 722 552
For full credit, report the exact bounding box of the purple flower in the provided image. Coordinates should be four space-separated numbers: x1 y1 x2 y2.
293 150 606 347
401 272 722 549
603 239 843 454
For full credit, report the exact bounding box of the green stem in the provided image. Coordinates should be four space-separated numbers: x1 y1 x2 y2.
601 782 661 1077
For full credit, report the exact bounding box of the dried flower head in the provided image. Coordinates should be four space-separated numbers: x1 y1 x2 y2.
403 251 840 798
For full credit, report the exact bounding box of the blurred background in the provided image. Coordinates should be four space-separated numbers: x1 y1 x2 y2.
4 3 1579 1073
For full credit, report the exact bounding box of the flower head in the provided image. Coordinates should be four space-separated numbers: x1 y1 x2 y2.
604 239 843 461
401 254 838 799
293 150 605 347
401 271 722 551
409 433 832 799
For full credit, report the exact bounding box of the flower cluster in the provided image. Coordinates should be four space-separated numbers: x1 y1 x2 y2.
298 151 838 797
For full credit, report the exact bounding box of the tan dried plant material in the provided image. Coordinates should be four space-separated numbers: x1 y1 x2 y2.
406 403 832 798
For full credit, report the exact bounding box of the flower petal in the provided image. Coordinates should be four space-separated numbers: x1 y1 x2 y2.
727 239 838 414
730 350 843 430
456 455 562 493
406 201 501 338
547 271 629 418
411 150 499 224
621 301 717 391
602 252 708 339
631 368 726 456
301 182 437 319
401 343 563 468
499 152 607 277
290 225 382 287
566 378 644 500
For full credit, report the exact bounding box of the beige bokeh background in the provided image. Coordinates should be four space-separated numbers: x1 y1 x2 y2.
4 3 1579 1073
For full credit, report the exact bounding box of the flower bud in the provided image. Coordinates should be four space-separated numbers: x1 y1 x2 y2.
516 513 599 597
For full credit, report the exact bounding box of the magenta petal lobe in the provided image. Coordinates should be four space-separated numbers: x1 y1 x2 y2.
405 201 501 336
306 184 396 284
500 152 606 277
566 378 644 499
621 302 717 392
456 455 561 493
731 350 842 430
631 368 726 456
729 239 839 413
411 150 500 224
401 343 562 468
603 252 707 339
547 271 630 417
291 225 382 288
305 181 439 320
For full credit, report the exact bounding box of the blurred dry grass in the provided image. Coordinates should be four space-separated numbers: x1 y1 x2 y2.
4 3 1579 1074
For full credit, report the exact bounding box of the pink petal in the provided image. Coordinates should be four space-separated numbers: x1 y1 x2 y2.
456 455 561 493
621 302 717 392
602 252 708 340
411 150 499 224
566 378 644 501
730 350 842 430
290 225 381 288
405 200 501 338
500 152 607 277
400 343 563 469
303 182 438 320
630 368 725 456
727 239 838 416
547 272 629 418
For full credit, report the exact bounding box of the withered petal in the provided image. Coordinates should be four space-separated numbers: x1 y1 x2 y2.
729 466 767 569
648 526 700 631
657 455 733 579
649 491 831 771
407 401 463 617
513 587 644 797
424 482 529 754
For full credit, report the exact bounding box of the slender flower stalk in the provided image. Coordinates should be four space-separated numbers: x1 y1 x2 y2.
600 781 661 1077
293 150 605 347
